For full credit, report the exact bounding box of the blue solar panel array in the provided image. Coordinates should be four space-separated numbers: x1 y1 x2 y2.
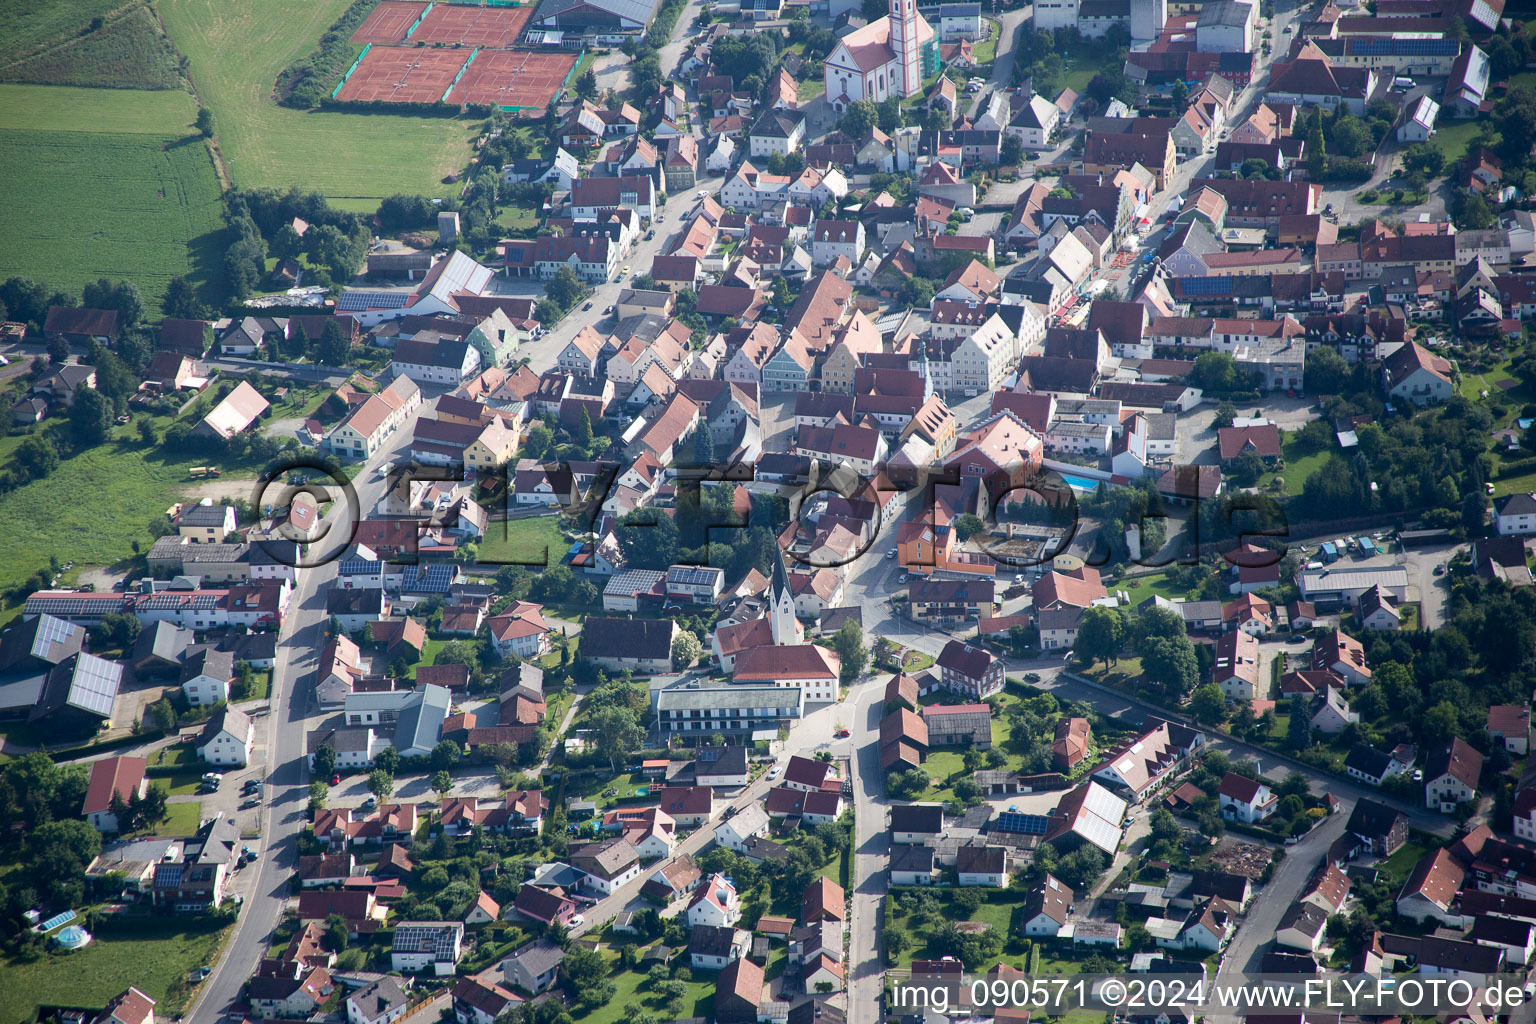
337 290 411 312
993 812 1051 835
1177 276 1234 296
1349 38 1458 55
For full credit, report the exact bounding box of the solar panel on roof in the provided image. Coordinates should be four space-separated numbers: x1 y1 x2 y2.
69 654 121 716
668 567 720 586
993 812 1051 834
1178 276 1233 295
338 290 412 312
31 614 76 658
1349 37 1456 54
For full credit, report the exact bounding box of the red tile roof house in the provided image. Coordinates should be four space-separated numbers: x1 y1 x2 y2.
782 754 838 793
1217 771 1276 824
1488 705 1531 755
81 755 148 833
1424 737 1483 813
1216 424 1282 465
1395 848 1465 924
513 883 578 926
936 639 1004 700
654 785 714 826
802 876 846 923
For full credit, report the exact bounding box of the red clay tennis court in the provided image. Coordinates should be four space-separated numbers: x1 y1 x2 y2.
350 0 429 43
336 46 470 103
411 3 534 47
448 49 576 108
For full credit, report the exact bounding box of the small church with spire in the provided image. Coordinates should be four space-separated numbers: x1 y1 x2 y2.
768 541 802 646
823 0 937 111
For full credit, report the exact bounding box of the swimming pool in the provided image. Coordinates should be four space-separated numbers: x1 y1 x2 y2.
54 925 91 950
1059 474 1106 492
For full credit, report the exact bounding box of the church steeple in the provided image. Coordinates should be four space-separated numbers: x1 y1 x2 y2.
769 541 798 646
890 0 921 98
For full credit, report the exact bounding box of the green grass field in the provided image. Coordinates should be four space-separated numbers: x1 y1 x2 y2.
150 799 206 836
0 427 258 615
570 953 715 1024
479 515 569 567
0 916 228 1024
1 6 184 90
0 82 197 133
0 0 127 61
159 0 480 200
1427 119 1481 165
0 128 226 314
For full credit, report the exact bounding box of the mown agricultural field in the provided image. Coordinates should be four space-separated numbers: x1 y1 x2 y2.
160 0 478 201
0 86 226 316
0 6 184 90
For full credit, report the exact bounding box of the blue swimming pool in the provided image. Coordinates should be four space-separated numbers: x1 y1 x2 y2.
1059 474 1105 491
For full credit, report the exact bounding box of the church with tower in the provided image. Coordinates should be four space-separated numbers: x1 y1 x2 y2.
823 0 937 111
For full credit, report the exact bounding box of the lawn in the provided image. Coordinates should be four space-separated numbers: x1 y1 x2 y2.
159 0 481 200
1113 568 1197 603
0 90 226 314
798 76 825 102
0 915 229 1024
153 768 207 797
1256 431 1331 496
478 514 570 567
973 18 1002 65
888 888 1033 971
148 800 206 837
1427 118 1481 165
1379 841 1432 884
570 951 715 1024
495 205 540 235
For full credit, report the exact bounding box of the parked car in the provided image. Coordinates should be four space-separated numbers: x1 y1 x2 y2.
1024 673 1041 682
835 728 850 738
241 798 260 810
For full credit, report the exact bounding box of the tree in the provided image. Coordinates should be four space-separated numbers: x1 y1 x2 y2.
162 276 203 321
1141 634 1199 698
591 706 644 773
576 68 599 99
82 278 143 327
838 100 879 139
1452 189 1496 230
1304 345 1349 395
1000 133 1024 166
374 746 400 776
672 631 702 669
563 946 608 989
1288 698 1312 750
312 743 338 780
15 435 59 479
546 266 585 310
431 770 453 798
430 740 462 773
576 407 595 448
70 388 114 448
1213 401 1237 429
324 912 349 952
690 424 715 467
1073 606 1125 669
1306 118 1328 179
952 514 985 541
367 769 395 800
316 319 350 366
1190 682 1228 725
831 620 868 684
1169 78 1189 111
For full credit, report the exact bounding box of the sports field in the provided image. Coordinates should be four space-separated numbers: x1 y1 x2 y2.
412 1 533 46
159 0 477 199
351 0 430 43
337 45 470 103
0 85 225 314
449 48 576 108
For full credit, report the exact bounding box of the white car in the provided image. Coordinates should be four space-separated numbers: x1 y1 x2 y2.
570 913 585 927
768 766 781 779
696 189 709 198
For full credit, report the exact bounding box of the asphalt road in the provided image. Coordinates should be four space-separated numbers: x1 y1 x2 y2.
183 399 427 1023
